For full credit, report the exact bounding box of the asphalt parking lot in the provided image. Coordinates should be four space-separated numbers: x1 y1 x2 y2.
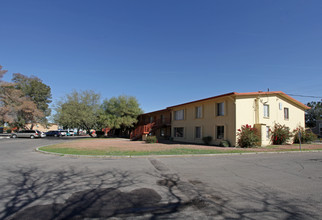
0 137 322 219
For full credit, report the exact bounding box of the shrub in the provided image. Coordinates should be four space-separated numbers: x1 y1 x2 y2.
271 123 291 145
202 136 213 145
219 140 231 147
95 130 105 138
293 127 316 144
6 129 12 133
237 124 259 148
146 136 157 143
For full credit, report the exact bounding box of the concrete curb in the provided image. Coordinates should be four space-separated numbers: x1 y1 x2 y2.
35 147 322 159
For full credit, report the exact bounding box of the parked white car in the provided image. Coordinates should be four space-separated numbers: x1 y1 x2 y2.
59 130 67 136
36 130 46 138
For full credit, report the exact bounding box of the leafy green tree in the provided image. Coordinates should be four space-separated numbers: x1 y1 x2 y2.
293 126 316 144
306 101 322 128
54 90 101 137
100 95 143 136
12 73 52 122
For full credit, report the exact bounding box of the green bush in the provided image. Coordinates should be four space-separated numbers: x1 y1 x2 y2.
95 130 105 138
6 129 12 133
202 136 213 145
146 136 157 143
271 123 292 145
237 124 259 148
219 140 231 147
293 127 316 144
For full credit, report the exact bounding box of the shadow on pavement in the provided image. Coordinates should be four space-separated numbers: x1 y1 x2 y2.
0 166 191 220
0 164 319 219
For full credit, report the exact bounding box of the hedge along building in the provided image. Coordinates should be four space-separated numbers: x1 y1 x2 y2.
132 91 309 146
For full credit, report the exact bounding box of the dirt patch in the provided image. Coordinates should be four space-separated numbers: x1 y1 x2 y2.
49 138 322 152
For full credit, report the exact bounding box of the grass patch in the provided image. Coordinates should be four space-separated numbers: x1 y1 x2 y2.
39 140 322 157
39 146 250 156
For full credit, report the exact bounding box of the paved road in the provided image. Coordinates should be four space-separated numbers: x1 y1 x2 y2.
0 138 321 219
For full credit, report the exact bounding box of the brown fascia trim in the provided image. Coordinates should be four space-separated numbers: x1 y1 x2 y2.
166 92 237 110
235 91 310 110
140 91 309 115
141 108 170 116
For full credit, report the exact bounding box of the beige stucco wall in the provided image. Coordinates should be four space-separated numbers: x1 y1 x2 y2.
25 123 59 132
170 93 306 147
235 95 306 146
171 96 236 146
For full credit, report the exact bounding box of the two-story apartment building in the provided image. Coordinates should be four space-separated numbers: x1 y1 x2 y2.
133 91 309 146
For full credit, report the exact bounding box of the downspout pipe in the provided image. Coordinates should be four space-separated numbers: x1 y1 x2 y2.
255 96 260 124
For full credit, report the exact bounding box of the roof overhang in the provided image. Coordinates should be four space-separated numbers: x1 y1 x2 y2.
234 91 310 110
141 91 310 115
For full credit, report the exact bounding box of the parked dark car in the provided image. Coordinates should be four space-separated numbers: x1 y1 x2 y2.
11 130 41 139
45 130 62 137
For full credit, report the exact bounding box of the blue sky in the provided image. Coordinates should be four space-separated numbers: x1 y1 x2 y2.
1 0 321 113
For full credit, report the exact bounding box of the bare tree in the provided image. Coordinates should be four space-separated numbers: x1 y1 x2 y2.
0 65 7 81
0 82 44 129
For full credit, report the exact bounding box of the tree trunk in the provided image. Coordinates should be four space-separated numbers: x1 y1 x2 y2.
87 128 93 137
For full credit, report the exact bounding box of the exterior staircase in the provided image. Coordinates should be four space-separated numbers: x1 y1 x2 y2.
130 117 171 140
130 123 154 140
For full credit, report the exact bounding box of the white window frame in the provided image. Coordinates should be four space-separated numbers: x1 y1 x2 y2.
266 126 270 139
284 108 289 120
263 104 269 118
217 102 225 116
174 110 184 121
195 106 202 119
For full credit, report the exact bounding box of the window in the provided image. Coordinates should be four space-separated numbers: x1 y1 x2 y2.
216 126 224 139
284 108 289 120
174 127 184 138
195 127 201 139
160 114 164 123
266 126 270 139
195 106 202 118
160 128 165 137
149 116 154 123
279 103 283 110
263 104 269 118
174 110 184 120
217 102 225 116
